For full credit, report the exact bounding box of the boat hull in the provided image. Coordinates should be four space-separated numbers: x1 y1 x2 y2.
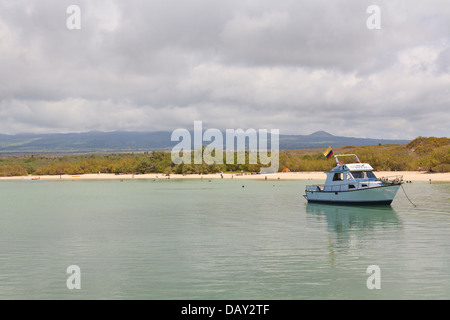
304 184 401 205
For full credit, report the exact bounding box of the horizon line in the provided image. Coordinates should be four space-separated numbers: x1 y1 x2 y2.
0 129 419 141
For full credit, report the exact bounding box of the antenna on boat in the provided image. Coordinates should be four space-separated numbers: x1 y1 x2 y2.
334 155 341 166
334 154 361 165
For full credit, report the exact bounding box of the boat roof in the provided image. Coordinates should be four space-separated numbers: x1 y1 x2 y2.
330 163 374 172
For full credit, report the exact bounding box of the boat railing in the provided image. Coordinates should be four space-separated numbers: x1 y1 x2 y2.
306 177 402 192
327 182 371 192
306 184 325 191
306 182 364 192
378 175 403 185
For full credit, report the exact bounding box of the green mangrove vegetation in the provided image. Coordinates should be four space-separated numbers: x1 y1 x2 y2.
0 136 448 176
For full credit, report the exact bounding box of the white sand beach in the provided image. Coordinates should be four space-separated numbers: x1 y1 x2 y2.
1 171 449 182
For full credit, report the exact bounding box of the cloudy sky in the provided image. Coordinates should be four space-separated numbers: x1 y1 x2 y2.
0 0 449 139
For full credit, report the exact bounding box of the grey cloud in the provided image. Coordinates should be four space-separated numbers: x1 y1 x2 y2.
0 0 449 139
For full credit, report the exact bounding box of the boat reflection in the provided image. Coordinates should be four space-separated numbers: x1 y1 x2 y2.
306 202 401 234
306 203 401 269
306 203 402 267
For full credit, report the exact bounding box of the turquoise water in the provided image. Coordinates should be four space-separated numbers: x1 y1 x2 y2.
0 178 449 299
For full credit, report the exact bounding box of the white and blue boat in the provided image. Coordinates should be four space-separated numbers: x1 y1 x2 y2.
304 154 403 205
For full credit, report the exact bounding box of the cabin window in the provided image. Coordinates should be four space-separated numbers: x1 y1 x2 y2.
352 171 364 179
352 171 377 179
349 184 355 189
366 171 377 179
333 173 343 181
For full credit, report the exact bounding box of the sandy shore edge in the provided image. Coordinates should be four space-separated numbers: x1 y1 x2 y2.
0 171 448 182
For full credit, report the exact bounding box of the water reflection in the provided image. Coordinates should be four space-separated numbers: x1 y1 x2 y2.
306 203 401 234
306 204 403 270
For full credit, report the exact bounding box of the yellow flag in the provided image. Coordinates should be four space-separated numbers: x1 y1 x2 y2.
323 146 333 159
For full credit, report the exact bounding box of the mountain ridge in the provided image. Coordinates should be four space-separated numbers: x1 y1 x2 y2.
0 130 411 153
308 130 335 137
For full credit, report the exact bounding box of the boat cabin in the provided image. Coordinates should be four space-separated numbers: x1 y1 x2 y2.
321 162 379 191
306 154 383 192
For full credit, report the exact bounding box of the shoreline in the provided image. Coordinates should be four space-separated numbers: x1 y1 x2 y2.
0 171 449 182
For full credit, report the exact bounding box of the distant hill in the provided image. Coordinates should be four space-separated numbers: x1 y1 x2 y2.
0 130 410 154
278 131 408 150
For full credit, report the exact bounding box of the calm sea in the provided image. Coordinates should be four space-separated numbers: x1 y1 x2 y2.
0 178 449 300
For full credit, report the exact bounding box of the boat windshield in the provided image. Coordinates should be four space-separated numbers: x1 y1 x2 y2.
351 171 377 180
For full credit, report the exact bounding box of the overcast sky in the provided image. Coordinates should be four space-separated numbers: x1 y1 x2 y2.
0 0 449 139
